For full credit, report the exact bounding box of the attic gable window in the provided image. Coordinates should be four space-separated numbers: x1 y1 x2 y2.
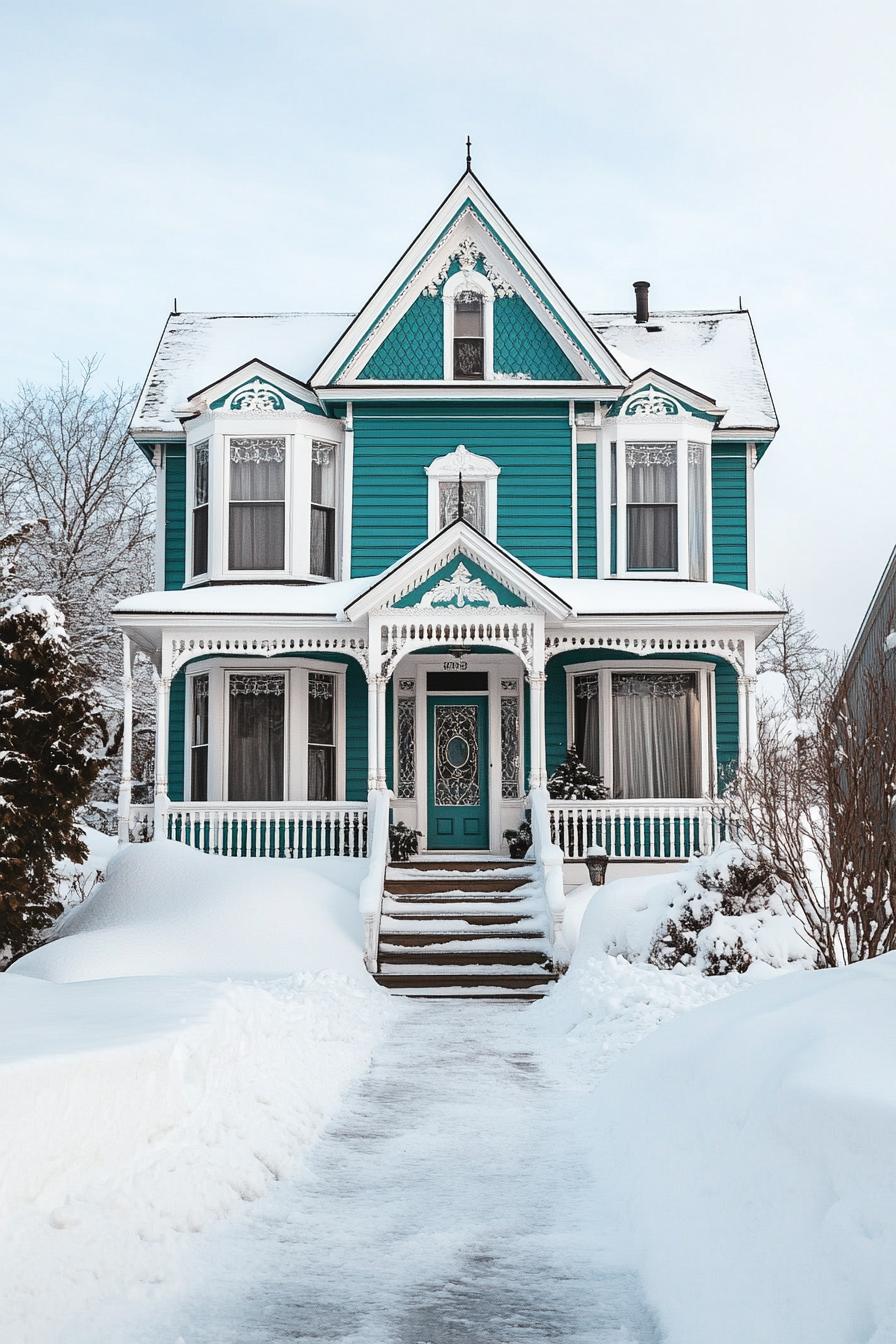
453 291 484 379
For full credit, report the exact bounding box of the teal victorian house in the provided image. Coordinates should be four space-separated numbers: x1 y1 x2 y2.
115 165 781 988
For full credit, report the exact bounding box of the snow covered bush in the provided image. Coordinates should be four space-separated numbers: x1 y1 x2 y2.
569 843 810 977
547 747 609 800
649 847 783 975
0 548 105 963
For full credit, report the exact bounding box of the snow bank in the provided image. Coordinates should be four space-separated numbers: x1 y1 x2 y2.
2 839 390 1340
570 844 810 974
13 839 368 982
589 954 896 1344
56 822 118 909
0 968 390 1343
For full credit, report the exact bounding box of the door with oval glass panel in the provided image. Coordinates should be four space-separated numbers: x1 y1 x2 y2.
426 695 489 850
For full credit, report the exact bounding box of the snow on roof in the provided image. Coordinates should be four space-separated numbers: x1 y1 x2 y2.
117 576 782 624
549 578 782 619
131 312 354 435
116 579 372 619
588 310 777 432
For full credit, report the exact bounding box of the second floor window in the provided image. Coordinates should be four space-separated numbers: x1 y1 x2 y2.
453 291 484 379
192 441 209 577
626 444 678 572
228 437 286 572
310 442 337 578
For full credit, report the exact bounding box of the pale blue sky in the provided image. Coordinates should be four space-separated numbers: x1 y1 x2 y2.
2 0 893 647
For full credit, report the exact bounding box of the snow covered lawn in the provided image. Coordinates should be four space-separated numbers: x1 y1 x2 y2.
537 880 896 1344
1 841 391 1344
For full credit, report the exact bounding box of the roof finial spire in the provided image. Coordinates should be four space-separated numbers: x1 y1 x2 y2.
456 472 465 522
465 135 472 172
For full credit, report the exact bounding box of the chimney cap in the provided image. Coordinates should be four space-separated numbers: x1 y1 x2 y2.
633 280 650 324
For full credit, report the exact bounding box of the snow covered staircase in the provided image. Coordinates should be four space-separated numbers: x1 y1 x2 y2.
374 858 558 999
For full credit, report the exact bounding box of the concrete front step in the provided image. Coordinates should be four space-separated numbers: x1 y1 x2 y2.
381 898 543 919
374 969 557 991
390 858 533 873
385 984 552 999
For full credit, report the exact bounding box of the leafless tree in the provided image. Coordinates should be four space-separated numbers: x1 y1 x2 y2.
725 651 896 967
759 587 828 721
0 357 153 699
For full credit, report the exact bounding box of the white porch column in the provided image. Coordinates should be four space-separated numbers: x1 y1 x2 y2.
528 671 548 790
366 676 378 791
737 673 748 766
153 669 171 840
117 635 134 844
375 676 388 790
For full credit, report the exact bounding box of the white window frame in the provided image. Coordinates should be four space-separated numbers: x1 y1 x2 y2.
224 433 292 580
442 269 495 382
600 417 713 581
184 658 347 803
564 660 715 800
425 445 500 539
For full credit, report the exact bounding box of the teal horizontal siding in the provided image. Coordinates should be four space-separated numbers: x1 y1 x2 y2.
164 444 186 590
711 445 748 588
576 444 597 578
351 401 573 576
168 671 186 801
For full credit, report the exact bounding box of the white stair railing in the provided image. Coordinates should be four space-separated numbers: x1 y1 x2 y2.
359 788 391 973
528 786 569 969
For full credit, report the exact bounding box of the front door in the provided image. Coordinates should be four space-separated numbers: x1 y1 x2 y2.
427 695 489 850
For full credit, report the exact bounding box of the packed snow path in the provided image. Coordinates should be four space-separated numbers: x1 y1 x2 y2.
78 1002 661 1344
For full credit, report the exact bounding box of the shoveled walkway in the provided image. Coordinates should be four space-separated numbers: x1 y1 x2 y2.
82 1002 660 1343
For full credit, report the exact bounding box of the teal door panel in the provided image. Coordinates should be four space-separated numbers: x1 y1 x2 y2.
426 695 489 850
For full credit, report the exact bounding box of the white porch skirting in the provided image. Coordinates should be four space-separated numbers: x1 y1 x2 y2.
128 802 368 858
547 800 728 862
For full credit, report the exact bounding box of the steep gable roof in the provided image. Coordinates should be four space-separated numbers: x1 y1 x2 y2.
311 170 629 387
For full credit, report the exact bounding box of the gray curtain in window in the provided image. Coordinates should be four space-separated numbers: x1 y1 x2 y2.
229 455 285 570
612 674 700 798
627 452 677 570
575 676 602 777
228 676 285 801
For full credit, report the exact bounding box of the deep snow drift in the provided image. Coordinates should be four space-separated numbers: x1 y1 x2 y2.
585 953 896 1344
1 841 390 1344
13 839 369 982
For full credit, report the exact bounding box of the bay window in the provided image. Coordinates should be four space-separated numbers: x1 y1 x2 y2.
571 665 708 799
310 442 337 578
307 673 336 800
626 444 678 572
227 673 285 802
608 432 711 580
228 437 286 572
192 441 209 577
190 674 209 801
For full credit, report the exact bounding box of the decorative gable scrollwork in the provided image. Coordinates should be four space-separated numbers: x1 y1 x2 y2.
624 388 680 417
417 562 500 609
226 378 289 413
422 237 515 298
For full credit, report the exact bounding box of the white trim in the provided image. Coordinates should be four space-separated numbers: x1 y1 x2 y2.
746 441 757 591
153 446 165 589
341 401 354 581
569 401 579 580
184 656 347 804
316 381 612 402
564 658 714 799
425 445 500 539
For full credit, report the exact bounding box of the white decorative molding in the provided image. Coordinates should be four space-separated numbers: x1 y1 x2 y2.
169 632 368 678
376 612 539 677
624 388 681 417
543 631 745 674
226 379 290 413
417 562 500 609
422 237 515 298
425 444 501 481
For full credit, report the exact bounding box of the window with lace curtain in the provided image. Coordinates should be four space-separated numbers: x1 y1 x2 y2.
611 438 710 579
228 438 286 571
571 667 704 799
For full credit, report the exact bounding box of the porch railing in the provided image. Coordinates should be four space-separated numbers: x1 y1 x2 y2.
547 800 727 862
128 802 368 858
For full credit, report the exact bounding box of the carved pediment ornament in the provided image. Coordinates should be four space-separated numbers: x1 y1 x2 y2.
417 562 500 609
422 238 515 298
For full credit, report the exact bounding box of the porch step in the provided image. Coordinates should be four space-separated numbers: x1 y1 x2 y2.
379 945 551 966
374 861 559 999
384 876 533 895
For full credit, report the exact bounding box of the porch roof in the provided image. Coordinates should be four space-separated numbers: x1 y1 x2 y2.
116 574 782 625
